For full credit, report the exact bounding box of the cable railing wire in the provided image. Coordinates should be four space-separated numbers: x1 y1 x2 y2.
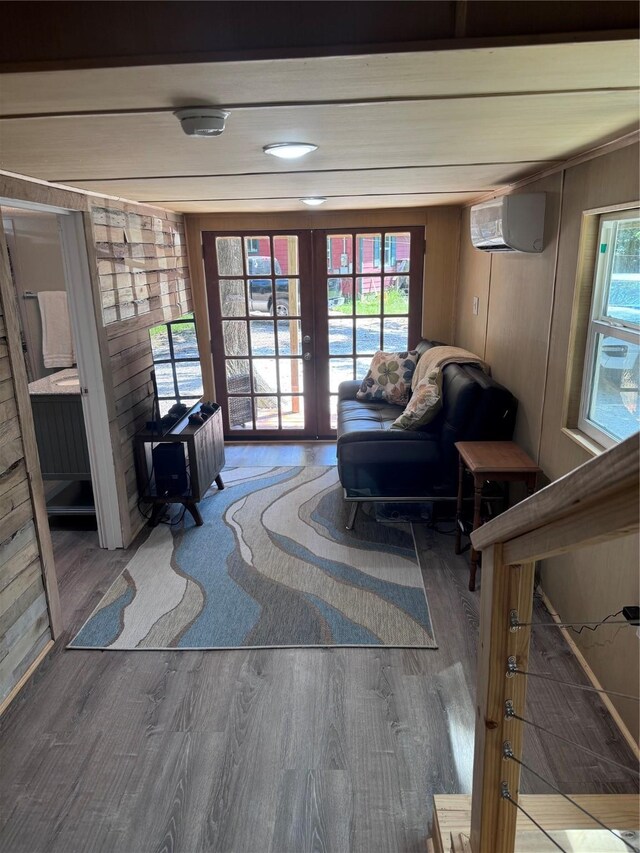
504 749 640 853
505 706 640 778
511 607 630 634
501 787 567 853
514 618 628 632
508 666 640 702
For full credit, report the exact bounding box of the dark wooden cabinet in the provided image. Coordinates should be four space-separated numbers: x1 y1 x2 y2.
30 392 95 516
134 403 225 526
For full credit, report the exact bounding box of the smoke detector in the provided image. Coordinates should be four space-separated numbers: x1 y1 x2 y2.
174 108 230 137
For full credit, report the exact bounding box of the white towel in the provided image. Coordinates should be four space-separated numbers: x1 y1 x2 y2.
37 291 76 368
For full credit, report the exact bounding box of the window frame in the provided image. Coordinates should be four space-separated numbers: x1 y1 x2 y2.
150 315 202 412
245 237 260 256
577 208 639 448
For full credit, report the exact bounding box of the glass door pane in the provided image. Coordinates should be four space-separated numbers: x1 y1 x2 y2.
207 227 422 438
204 231 315 437
316 228 422 431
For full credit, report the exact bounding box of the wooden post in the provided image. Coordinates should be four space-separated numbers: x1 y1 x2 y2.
470 543 535 853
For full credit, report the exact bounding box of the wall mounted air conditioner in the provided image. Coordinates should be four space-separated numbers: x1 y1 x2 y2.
470 193 546 253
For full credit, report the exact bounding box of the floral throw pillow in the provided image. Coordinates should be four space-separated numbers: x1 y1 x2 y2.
391 371 443 430
356 350 419 406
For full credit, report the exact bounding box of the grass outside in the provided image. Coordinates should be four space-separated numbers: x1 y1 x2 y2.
333 289 408 316
149 314 195 339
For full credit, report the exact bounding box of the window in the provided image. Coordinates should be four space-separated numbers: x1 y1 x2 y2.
578 209 640 447
149 314 203 416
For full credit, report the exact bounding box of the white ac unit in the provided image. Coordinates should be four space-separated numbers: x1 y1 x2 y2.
470 193 546 253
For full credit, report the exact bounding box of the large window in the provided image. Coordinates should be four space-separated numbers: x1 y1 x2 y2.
578 209 639 447
149 314 203 416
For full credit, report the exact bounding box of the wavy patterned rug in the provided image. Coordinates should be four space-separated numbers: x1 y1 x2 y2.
69 466 436 649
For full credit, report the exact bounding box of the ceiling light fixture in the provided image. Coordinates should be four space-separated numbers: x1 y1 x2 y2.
263 142 318 160
300 197 327 206
174 108 230 137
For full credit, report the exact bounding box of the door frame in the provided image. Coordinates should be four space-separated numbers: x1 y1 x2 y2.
204 229 319 439
0 198 123 551
313 226 425 436
203 225 425 440
58 212 122 549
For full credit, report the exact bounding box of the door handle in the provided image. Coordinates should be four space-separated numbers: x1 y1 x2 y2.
302 335 312 344
303 352 312 361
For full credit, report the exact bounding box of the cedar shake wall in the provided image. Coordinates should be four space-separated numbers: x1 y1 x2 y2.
88 203 192 545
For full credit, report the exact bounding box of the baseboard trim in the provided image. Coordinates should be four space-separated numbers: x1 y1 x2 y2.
539 589 639 760
127 513 147 548
0 640 54 717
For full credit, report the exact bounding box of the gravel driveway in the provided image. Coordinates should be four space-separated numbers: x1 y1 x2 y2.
156 317 410 415
250 318 408 356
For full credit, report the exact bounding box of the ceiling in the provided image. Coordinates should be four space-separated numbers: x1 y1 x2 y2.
0 40 638 213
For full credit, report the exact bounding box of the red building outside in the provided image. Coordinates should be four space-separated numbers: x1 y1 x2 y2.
244 232 410 300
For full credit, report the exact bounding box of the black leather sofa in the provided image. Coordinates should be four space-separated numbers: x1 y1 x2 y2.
337 340 517 528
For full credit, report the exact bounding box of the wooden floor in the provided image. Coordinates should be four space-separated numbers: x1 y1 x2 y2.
0 443 637 853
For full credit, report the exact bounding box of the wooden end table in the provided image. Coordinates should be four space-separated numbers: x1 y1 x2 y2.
455 441 541 592
135 403 225 527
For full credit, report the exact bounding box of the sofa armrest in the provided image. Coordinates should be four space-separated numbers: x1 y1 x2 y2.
337 380 362 401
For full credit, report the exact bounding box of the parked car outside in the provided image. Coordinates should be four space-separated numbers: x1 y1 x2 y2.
248 256 343 315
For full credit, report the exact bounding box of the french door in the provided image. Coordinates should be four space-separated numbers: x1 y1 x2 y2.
204 230 317 438
313 227 424 433
204 227 424 439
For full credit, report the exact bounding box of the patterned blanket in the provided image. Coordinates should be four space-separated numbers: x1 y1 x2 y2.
392 345 488 430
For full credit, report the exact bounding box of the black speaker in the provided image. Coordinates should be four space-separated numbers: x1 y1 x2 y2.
152 443 188 497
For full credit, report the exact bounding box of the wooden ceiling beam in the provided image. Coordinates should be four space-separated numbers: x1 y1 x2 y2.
53 162 558 188
2 92 635 184
3 42 638 119
2 86 639 123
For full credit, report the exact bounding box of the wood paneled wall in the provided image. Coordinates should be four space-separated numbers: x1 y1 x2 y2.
423 206 461 344
93 206 189 326
454 211 491 358
484 172 562 458
455 171 564 458
184 206 460 400
453 141 640 741
0 223 56 707
0 175 192 703
0 174 193 554
90 204 192 544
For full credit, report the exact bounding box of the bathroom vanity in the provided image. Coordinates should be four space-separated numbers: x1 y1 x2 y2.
28 368 95 515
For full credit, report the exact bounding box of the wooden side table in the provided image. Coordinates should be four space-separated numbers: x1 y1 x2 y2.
135 403 225 527
455 441 541 591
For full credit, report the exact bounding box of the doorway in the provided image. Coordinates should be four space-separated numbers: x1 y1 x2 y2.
0 200 121 553
204 226 424 439
204 231 316 437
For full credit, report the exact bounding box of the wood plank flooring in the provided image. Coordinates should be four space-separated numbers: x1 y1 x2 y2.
0 443 637 853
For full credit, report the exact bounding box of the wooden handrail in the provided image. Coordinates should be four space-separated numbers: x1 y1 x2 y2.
471 433 639 552
468 431 640 853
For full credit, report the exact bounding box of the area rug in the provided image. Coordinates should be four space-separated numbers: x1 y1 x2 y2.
69 466 436 649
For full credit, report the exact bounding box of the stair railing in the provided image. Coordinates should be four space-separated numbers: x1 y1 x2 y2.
468 433 639 852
